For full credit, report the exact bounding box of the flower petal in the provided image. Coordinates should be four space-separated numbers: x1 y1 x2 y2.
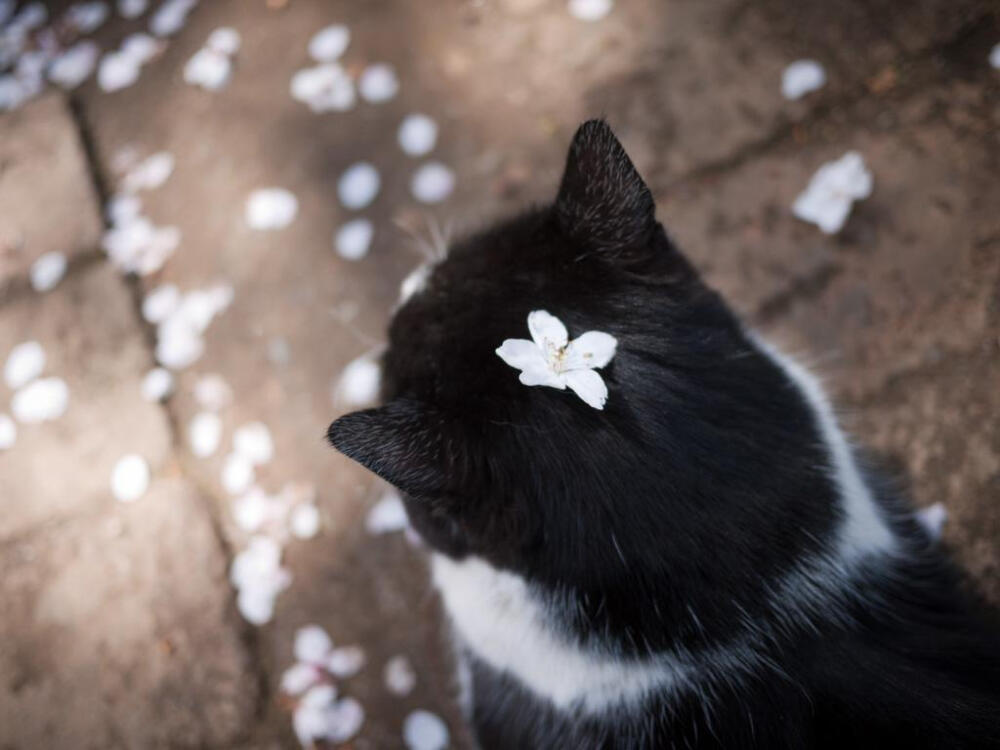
565 331 617 371
496 338 547 372
519 368 565 389
564 369 608 410
527 310 568 351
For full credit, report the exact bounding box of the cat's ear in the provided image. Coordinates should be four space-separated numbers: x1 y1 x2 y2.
555 119 657 255
326 398 449 497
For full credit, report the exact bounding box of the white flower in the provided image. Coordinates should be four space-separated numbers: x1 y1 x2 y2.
792 151 873 234
496 310 617 410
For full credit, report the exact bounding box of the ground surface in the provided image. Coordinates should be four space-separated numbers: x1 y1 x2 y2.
0 1 998 748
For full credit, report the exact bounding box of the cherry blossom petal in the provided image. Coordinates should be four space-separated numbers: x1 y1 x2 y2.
308 24 349 62
281 663 320 695
568 0 613 22
403 710 449 750
365 490 408 534
564 331 617 371
294 625 332 664
518 366 565 389
325 697 364 743
326 645 365 677
781 60 826 100
495 338 547 372
0 413 16 450
11 377 68 422
5 340 45 389
792 151 872 234
527 309 568 350
383 655 416 695
111 454 150 502
564 368 608 410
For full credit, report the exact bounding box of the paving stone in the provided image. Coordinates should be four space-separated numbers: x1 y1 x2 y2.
756 115 1000 401
0 94 103 292
666 82 1000 401
851 348 1000 605
0 263 172 539
0 477 258 749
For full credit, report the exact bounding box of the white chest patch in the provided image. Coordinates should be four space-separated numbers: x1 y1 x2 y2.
430 554 695 713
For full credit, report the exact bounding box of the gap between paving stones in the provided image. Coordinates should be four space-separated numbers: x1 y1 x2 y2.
65 92 276 731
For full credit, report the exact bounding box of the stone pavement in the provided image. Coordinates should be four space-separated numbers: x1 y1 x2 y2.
0 1 998 748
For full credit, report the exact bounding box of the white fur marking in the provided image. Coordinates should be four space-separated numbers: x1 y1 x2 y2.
399 263 431 304
432 554 692 712
751 334 896 558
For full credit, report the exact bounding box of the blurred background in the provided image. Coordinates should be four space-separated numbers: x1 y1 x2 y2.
0 0 998 748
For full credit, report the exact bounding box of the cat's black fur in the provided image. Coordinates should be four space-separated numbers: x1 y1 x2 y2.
328 121 1000 748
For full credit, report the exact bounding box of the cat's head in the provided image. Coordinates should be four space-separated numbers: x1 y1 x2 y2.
328 121 836 594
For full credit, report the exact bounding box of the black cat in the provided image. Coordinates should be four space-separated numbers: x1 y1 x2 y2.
329 121 1000 749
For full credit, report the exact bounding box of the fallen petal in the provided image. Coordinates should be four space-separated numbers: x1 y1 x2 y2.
358 62 398 102
308 24 349 62
294 625 333 664
410 162 455 204
246 188 298 230
11 377 69 423
111 453 150 502
383 655 416 696
781 60 826 100
0 413 17 450
5 340 45 389
140 367 174 401
335 218 374 260
280 663 320 695
403 710 449 750
189 411 222 457
365 490 408 534
338 162 380 210
398 114 438 157
326 645 365 677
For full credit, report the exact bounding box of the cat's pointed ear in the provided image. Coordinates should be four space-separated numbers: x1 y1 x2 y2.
555 119 656 254
327 399 449 497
